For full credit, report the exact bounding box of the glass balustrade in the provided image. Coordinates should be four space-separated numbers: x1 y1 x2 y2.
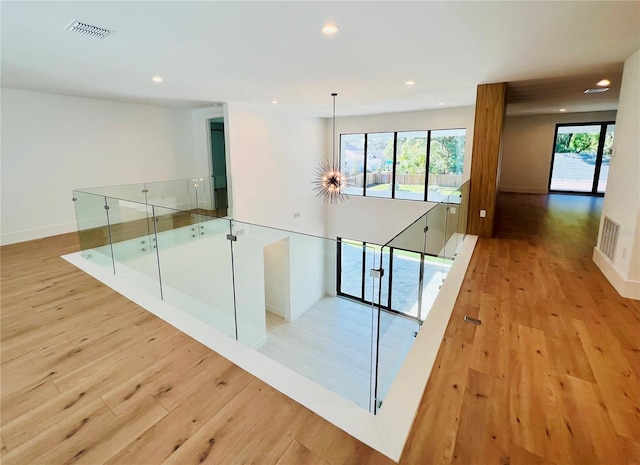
71 178 469 413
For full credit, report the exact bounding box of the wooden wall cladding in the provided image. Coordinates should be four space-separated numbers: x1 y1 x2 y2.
467 82 507 237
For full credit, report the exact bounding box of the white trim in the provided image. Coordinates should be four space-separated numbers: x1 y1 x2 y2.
1 221 76 246
593 246 640 300
499 185 548 194
265 304 285 318
62 235 477 462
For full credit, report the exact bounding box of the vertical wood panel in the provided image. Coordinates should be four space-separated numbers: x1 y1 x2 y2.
467 82 507 237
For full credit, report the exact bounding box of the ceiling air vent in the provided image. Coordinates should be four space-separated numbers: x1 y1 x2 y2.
584 87 609 94
64 20 114 39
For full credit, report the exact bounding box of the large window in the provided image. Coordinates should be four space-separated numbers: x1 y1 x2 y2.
549 122 615 194
341 128 465 202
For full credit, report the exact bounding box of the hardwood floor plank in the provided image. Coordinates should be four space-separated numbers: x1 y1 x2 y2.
104 365 253 465
0 379 61 426
275 439 331 465
509 444 557 465
470 294 509 381
159 379 303 465
399 336 474 464
295 417 393 465
450 368 509 465
101 340 214 415
1 398 116 465
550 372 627 464
573 319 640 441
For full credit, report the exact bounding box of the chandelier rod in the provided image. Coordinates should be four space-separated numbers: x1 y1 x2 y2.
331 92 337 166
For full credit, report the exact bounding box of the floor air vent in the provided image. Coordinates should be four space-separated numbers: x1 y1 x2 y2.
600 216 620 261
64 20 114 39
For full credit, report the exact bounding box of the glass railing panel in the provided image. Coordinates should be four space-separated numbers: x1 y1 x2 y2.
385 212 428 254
72 191 114 269
443 189 461 260
365 243 390 309
374 310 420 411
422 203 451 320
77 182 147 204
153 207 236 339
369 244 421 412
105 197 160 298
389 247 423 319
458 181 470 239
231 220 374 410
144 179 195 212
193 177 216 216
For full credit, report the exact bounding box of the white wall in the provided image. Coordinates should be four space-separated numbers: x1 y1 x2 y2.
327 106 475 245
225 103 327 237
594 49 640 299
0 88 198 245
500 110 617 194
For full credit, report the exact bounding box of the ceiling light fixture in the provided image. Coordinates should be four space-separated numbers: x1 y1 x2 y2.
559 108 567 112
437 102 445 106
322 23 339 34
597 79 611 87
312 93 348 204
272 100 278 104
405 80 415 86
152 76 163 83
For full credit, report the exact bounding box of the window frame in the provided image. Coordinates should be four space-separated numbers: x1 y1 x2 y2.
340 128 466 202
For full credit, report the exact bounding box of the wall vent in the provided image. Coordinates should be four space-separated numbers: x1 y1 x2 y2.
600 216 620 261
65 20 114 39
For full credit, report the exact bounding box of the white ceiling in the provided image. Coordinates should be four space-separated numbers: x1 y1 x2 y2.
1 1 639 117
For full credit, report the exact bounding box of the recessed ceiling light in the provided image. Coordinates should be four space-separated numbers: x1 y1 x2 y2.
559 108 567 112
437 102 445 106
322 23 339 34
152 76 163 83
405 80 415 86
597 79 611 87
272 100 278 104
584 87 609 94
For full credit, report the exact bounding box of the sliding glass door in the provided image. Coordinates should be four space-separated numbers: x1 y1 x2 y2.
338 238 422 320
549 122 615 195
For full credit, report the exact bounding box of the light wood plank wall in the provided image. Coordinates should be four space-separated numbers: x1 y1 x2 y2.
467 82 507 237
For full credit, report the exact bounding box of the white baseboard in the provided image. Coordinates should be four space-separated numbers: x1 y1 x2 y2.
1 222 77 246
593 247 640 300
499 186 549 194
265 304 285 318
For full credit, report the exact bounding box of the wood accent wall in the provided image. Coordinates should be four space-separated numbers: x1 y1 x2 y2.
467 82 507 237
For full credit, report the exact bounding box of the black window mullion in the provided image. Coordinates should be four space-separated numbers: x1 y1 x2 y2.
387 247 394 311
548 125 561 192
391 132 398 199
336 237 343 295
591 124 607 194
362 134 368 197
424 131 431 201
360 242 367 300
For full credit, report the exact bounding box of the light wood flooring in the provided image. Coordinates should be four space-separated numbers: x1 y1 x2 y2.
2 193 639 464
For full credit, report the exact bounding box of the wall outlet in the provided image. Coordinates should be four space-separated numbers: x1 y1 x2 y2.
450 207 457 214
480 209 486 218
293 212 300 218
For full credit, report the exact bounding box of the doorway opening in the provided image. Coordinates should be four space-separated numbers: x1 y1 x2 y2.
210 118 229 216
549 122 615 195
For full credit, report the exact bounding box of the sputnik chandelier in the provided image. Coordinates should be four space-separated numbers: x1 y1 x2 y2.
312 93 349 204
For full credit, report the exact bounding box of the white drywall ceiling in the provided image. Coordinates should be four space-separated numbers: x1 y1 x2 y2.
1 1 639 116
